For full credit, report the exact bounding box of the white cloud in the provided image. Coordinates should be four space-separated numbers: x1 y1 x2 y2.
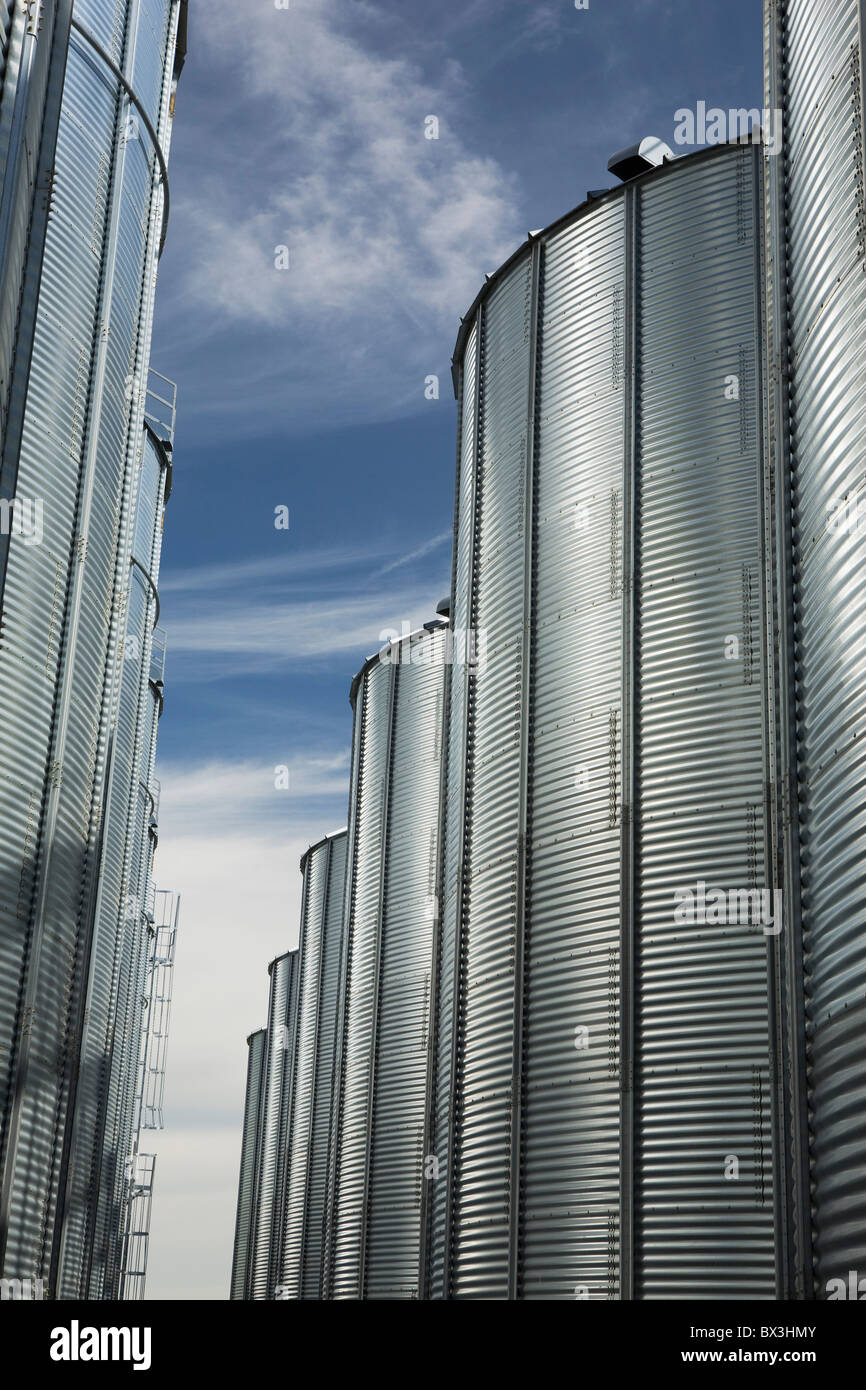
164 0 523 433
159 545 379 595
145 1127 245 1300
375 528 452 575
163 580 447 679
158 756 350 835
158 538 453 681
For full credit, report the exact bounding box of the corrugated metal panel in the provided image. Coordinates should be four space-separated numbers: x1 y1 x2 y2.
74 426 169 1300
329 626 448 1299
451 262 532 1302
281 831 347 1300
634 146 775 1298
0 25 131 1283
523 197 625 1300
767 0 866 1295
0 0 181 1292
428 323 476 1300
431 143 775 1299
60 1 176 1299
364 633 445 1298
230 1029 267 1301
0 2 72 459
326 650 391 1297
1 1 13 69
249 950 299 1300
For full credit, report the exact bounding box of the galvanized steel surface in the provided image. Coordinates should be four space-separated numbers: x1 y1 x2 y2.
249 951 300 1300
430 142 777 1299
230 1030 267 1301
60 424 171 1299
0 0 181 1293
281 830 347 1299
228 117 866 1300
766 0 866 1296
0 1 72 471
328 625 448 1299
633 149 774 1298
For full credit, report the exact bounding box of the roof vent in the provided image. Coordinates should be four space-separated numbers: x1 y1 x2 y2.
608 136 674 182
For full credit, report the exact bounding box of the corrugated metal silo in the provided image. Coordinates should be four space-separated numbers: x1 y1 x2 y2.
0 0 186 1293
327 620 449 1299
230 1029 267 1301
280 829 348 1300
765 0 866 1297
57 413 174 1298
249 950 300 1300
429 141 779 1299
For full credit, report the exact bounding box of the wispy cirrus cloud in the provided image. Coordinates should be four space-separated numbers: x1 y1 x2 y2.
165 584 443 680
159 0 523 437
375 528 452 576
158 756 350 839
158 546 379 596
161 536 451 681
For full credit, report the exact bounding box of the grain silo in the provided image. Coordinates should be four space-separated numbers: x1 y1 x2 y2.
764 0 866 1298
327 619 450 1299
249 951 301 1299
427 138 779 1299
58 397 177 1299
0 0 187 1295
279 829 347 1299
230 1029 267 1301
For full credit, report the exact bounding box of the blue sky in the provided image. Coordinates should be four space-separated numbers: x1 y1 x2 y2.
144 0 762 1299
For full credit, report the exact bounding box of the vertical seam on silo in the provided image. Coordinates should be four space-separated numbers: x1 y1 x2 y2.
858 2 866 196
358 660 396 1298
443 308 484 1298
276 953 301 1299
424 350 466 1301
754 130 790 1300
765 0 814 1300
323 688 364 1297
299 840 329 1296
618 182 638 1303
508 240 541 1301
418 633 450 1299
